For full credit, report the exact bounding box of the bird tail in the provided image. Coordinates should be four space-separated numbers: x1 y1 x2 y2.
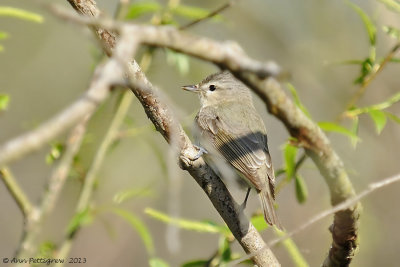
259 188 283 230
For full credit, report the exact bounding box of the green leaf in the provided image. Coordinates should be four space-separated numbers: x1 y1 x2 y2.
286 83 311 118
368 109 387 134
283 142 298 180
0 94 10 110
37 241 56 259
165 49 190 75
354 57 374 84
111 208 155 255
274 228 309 267
172 5 219 20
219 238 232 263
145 208 231 237
66 208 93 236
347 2 376 45
350 117 361 148
0 31 9 40
113 187 153 204
378 0 400 13
383 25 400 40
318 121 360 140
294 175 308 204
251 214 269 232
149 258 170 267
125 2 162 20
181 260 209 267
46 143 64 165
385 112 400 124
348 92 400 116
0 6 43 23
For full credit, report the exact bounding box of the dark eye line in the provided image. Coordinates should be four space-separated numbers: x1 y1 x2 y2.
209 85 216 91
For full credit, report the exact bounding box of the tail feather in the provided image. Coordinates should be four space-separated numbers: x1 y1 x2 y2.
259 188 283 230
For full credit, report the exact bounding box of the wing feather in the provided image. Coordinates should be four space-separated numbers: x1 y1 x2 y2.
196 104 274 193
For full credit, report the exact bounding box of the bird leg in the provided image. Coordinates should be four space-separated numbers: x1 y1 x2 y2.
240 187 252 210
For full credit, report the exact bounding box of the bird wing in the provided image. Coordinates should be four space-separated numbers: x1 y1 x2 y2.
197 105 275 194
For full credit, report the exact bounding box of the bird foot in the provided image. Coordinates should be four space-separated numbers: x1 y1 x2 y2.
180 145 208 167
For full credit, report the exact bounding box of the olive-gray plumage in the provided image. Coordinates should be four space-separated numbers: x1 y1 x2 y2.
182 71 282 229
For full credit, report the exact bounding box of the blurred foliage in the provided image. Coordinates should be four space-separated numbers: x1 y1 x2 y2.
66 207 93 237
294 174 308 204
145 208 232 237
379 0 400 13
45 142 65 165
149 257 170 267
274 228 309 267
122 0 224 75
0 6 43 22
0 94 10 110
287 83 311 119
346 92 400 135
111 208 155 256
0 6 43 51
113 186 154 204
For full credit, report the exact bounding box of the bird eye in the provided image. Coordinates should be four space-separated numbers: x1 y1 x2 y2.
209 85 216 91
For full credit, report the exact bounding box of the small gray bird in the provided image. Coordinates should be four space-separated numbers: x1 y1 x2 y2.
182 71 282 229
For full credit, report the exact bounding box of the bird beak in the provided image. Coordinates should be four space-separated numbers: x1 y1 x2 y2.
181 84 199 92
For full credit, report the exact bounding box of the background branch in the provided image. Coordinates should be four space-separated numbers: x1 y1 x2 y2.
0 167 33 218
15 116 89 261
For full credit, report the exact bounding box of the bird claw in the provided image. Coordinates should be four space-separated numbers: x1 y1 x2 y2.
191 145 208 161
180 145 208 167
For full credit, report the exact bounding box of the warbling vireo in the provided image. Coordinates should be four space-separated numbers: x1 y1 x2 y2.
182 71 282 229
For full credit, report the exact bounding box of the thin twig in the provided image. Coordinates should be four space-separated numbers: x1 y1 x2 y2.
56 91 133 264
269 172 400 247
232 172 400 265
0 167 33 217
15 116 90 261
179 0 237 30
340 41 400 120
0 69 112 168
